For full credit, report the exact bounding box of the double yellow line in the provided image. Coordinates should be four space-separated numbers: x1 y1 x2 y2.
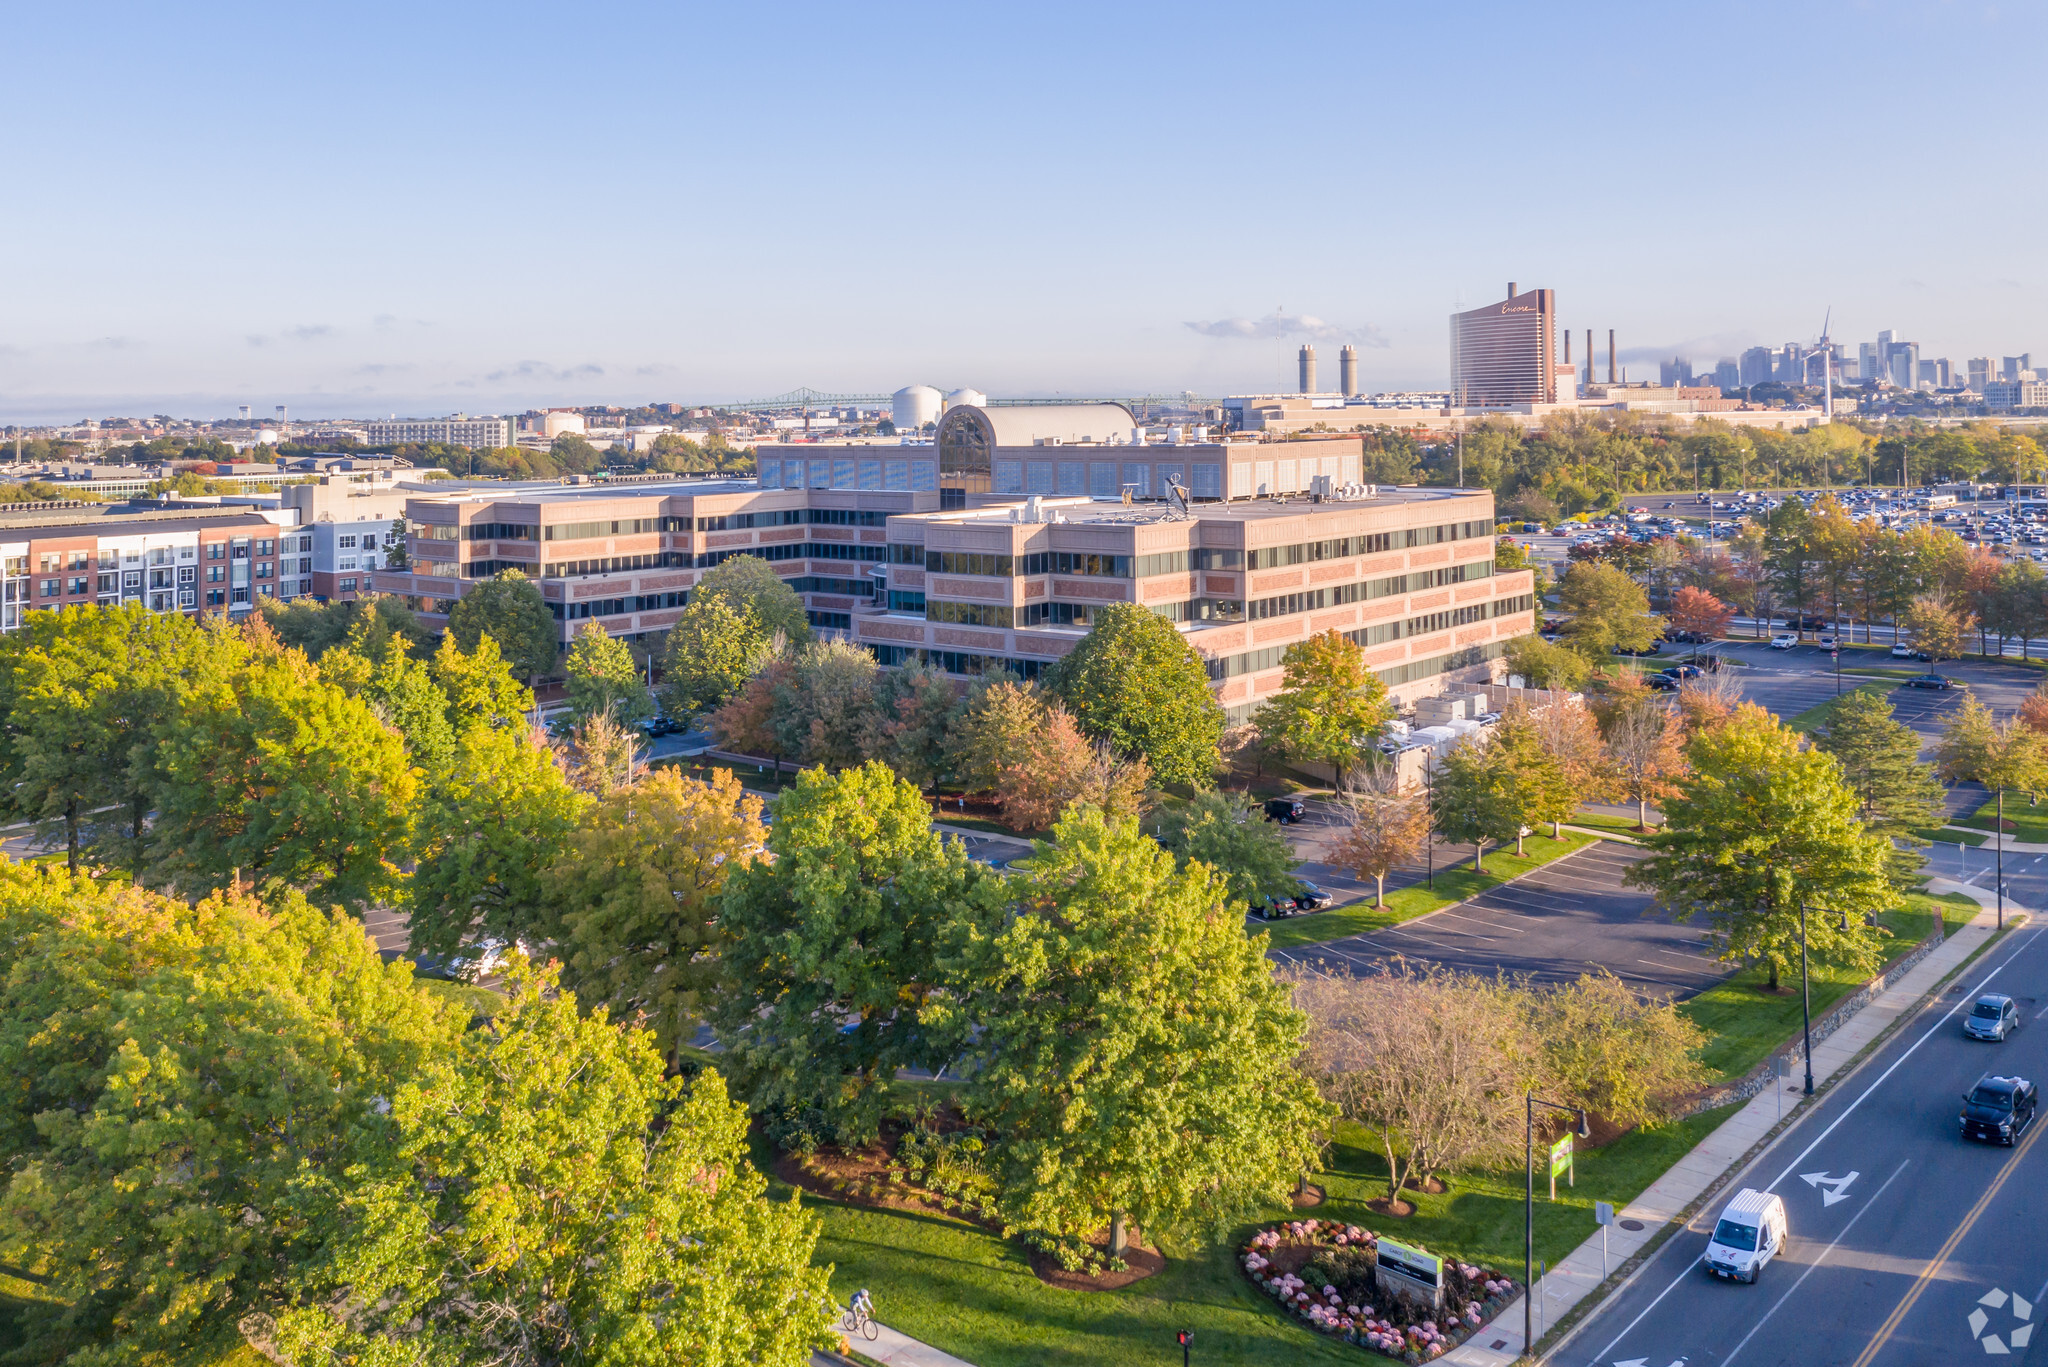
1849 1111 2048 1367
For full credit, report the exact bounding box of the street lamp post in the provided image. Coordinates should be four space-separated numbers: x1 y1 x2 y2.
1425 762 1437 889
1799 900 1815 1096
1996 787 2006 931
1525 1094 1590 1357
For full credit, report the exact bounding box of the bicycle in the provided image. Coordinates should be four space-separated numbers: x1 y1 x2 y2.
840 1300 878 1342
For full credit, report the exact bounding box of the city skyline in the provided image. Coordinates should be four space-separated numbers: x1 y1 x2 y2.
4 1 2044 423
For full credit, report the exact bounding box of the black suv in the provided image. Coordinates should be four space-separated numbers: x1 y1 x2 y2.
1961 1074 2038 1145
1264 798 1306 825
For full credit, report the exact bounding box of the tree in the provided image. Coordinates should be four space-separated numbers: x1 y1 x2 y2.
1627 704 1897 990
1330 790 1431 906
710 655 797 775
1935 692 2048 806
2019 680 2048 738
557 709 645 796
1556 561 1663 659
446 570 559 682
1666 585 1735 640
713 763 1011 1143
1487 711 1576 854
1598 681 1688 830
547 767 766 1069
1293 965 1531 1205
409 722 587 958
1812 688 1944 841
659 592 770 718
1528 970 1711 1128
949 807 1328 1258
1521 696 1611 836
858 662 960 789
429 630 534 731
1156 789 1300 908
1901 594 1970 661
274 960 834 1367
0 875 464 1365
1429 736 1520 872
1251 630 1394 788
148 645 418 912
1050 602 1225 787
564 620 654 726
1505 633 1593 692
689 553 812 648
773 639 882 769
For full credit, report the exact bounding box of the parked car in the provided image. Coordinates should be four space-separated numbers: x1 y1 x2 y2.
639 715 678 738
1249 893 1303 921
1660 664 1704 680
1817 634 1837 649
1611 641 1664 657
1644 672 1679 691
1770 633 1799 649
1701 1189 1789 1284
1967 994 2021 1042
1889 642 1919 659
1902 673 1954 690
1667 629 1713 644
1291 880 1334 910
1264 798 1306 825
1961 1074 2038 1145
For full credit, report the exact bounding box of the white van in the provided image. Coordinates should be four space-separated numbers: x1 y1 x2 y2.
1701 1188 1788 1283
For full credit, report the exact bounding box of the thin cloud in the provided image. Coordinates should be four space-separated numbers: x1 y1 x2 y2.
352 362 415 376
483 360 606 383
288 324 333 341
1184 313 1389 347
89 336 140 350
1617 332 1758 365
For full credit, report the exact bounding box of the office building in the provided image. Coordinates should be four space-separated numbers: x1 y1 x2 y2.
1986 380 2048 411
1858 342 1881 382
1713 359 1739 390
1739 347 1776 387
2005 355 2035 382
1448 285 1559 406
1 507 300 632
280 479 420 600
1888 343 1920 390
370 410 1532 714
361 416 514 448
1969 358 1994 391
1659 358 1695 387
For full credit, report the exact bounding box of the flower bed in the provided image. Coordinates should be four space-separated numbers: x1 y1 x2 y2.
1239 1219 1519 1362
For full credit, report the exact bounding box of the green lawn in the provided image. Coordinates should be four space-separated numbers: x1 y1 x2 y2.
783 1105 1736 1367
1914 826 1990 848
1676 892 1978 1083
1957 797 2048 845
1258 832 1598 951
1567 808 1660 837
1786 681 1895 734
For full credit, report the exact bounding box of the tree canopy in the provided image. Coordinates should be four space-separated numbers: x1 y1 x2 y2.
1251 629 1394 787
689 553 812 648
1050 602 1224 787
564 619 654 726
446 569 559 680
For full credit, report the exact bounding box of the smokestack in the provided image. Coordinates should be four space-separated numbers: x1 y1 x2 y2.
1507 282 1517 299
1608 330 1617 385
1299 344 1317 395
1339 344 1358 397
1563 330 1571 364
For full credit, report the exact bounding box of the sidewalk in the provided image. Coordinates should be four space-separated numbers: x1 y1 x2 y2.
817 1319 978 1367
1444 885 2024 1365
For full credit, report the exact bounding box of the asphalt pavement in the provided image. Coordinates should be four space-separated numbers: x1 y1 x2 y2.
1570 919 2048 1367
1271 840 1728 998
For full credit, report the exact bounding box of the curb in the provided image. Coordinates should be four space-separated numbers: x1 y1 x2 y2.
1533 912 2031 1364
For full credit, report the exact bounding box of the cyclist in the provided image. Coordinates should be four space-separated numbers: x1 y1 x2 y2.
851 1287 874 1322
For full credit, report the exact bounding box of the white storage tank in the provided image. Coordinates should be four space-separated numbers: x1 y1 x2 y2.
943 387 988 412
892 385 943 432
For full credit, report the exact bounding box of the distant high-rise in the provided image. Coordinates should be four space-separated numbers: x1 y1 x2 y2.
1857 342 1880 382
1739 347 1775 387
2006 354 2034 382
1448 284 1558 405
1660 358 1695 386
1889 344 1920 390
1969 358 1994 391
1713 359 1740 390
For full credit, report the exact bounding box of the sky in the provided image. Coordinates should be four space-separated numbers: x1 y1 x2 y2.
5 0 2045 424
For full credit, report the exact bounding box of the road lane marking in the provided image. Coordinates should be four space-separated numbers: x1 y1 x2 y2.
1719 1160 1910 1367
1847 1112 2048 1367
1586 931 2042 1367
1799 1170 1860 1206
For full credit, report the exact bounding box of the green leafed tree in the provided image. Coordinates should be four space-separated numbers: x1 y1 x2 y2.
446 569 559 682
1251 629 1394 788
659 591 770 718
1556 560 1663 660
713 762 1010 1143
147 642 418 912
771 639 881 770
546 767 765 1068
946 806 1329 1260
409 722 587 959
564 619 654 726
1812 687 1945 843
1627 704 1898 989
1050 602 1225 787
1156 788 1301 909
858 661 961 789
1504 633 1594 691
430 630 534 731
0 870 465 1365
688 553 812 648
274 959 835 1367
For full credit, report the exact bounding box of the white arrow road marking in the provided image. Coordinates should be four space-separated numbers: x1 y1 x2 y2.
1799 1170 1861 1205
1613 1360 1647 1367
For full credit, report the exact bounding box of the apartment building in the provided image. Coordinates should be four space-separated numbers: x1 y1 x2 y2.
281 479 418 600
0 508 301 632
361 416 514 448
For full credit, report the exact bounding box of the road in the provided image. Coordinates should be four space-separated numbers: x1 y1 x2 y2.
1572 919 2048 1367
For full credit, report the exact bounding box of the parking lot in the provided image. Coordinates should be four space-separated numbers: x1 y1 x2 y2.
1269 839 1730 999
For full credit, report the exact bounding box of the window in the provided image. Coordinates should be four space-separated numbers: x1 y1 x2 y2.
1132 550 1192 578
207 543 224 560
256 562 273 579
207 589 226 606
926 601 1013 628
207 565 224 583
41 579 60 597
231 542 249 560
1019 601 1099 628
887 542 926 564
924 551 1015 577
543 518 658 541
1015 551 1131 578
231 587 250 604
258 584 274 597
339 578 357 592
68 552 89 571
340 558 359 571
38 553 59 572
66 577 88 596
256 539 274 555
296 535 313 552
462 522 541 541
98 573 119 593
339 535 358 549
1194 548 1244 570
887 590 926 613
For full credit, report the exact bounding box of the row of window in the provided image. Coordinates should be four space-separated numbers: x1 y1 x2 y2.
927 601 1013 628
692 510 805 531
1244 520 1493 570
808 610 853 630
541 553 670 578
868 643 1050 681
1202 595 1531 681
786 575 880 598
543 518 660 542
887 590 926 613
